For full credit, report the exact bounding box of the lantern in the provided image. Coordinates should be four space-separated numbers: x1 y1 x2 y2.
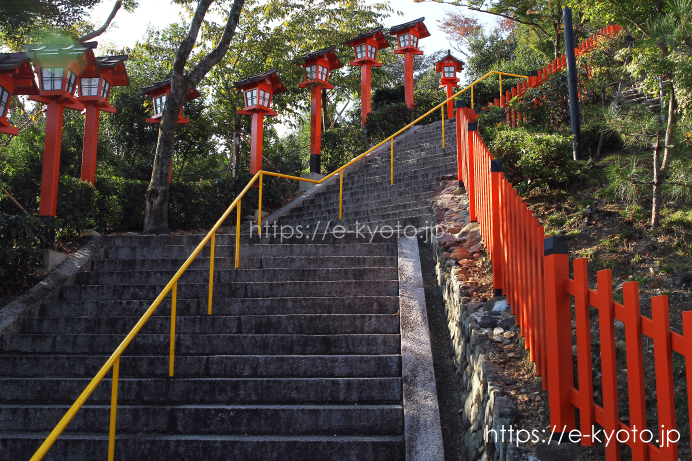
435 51 464 119
140 80 201 182
297 46 343 175
0 52 39 135
77 55 130 184
25 42 95 218
388 18 430 109
344 27 389 126
234 69 287 175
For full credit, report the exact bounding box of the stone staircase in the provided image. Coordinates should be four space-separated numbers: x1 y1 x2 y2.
0 234 406 460
270 119 458 230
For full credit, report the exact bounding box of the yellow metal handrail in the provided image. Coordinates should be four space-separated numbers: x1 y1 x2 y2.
30 69 527 461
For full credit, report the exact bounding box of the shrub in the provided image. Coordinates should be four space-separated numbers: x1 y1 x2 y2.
94 176 149 232
0 213 50 294
56 176 96 235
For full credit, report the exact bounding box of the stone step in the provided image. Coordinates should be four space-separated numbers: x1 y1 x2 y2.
279 207 431 228
0 404 403 436
75 267 398 286
107 233 401 247
285 203 430 221
58 280 399 301
39 296 399 317
0 377 402 404
20 314 400 335
103 243 397 260
0 433 405 461
3 333 401 355
92 255 398 272
0 354 401 378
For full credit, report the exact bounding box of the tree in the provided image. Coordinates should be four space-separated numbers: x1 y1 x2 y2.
143 0 245 234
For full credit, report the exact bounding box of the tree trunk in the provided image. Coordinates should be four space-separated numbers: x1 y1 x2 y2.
651 131 662 228
233 123 241 177
661 83 676 173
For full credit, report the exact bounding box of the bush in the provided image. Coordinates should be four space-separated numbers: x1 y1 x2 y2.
487 127 579 190
94 176 149 232
56 176 96 235
0 213 50 294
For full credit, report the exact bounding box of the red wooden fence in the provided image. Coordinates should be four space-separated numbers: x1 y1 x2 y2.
454 105 690 461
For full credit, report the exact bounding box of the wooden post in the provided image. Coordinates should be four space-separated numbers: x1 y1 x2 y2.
467 118 477 222
543 236 576 432
490 159 504 296
250 113 264 175
80 105 100 185
361 64 372 126
39 101 65 217
404 52 415 109
310 85 322 174
455 101 463 185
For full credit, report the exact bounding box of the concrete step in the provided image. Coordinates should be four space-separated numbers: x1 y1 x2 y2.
92 255 397 272
76 267 397 286
0 433 405 461
102 243 397 260
0 354 402 378
0 377 403 404
3 333 401 355
38 296 399 317
21 314 400 335
107 233 401 247
0 404 403 435
58 280 399 300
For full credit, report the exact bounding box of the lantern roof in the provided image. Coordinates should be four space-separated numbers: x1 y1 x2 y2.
96 55 130 86
234 68 287 95
435 50 465 73
0 52 39 95
296 46 344 71
388 17 431 39
24 42 98 61
139 79 201 100
344 26 390 50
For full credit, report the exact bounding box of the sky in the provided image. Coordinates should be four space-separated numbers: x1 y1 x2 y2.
89 0 492 56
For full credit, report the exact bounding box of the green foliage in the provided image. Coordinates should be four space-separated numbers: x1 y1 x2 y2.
0 213 50 295
93 176 149 232
56 176 96 236
321 126 368 174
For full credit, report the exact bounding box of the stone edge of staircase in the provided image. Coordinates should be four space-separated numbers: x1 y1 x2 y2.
398 235 445 460
0 234 108 336
264 125 426 226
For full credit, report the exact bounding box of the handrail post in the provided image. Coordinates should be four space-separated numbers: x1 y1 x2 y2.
108 357 120 461
235 199 241 268
490 160 504 296
258 172 263 235
390 140 394 185
467 119 478 222
543 236 576 433
339 171 344 219
208 232 215 315
169 281 177 376
441 105 445 149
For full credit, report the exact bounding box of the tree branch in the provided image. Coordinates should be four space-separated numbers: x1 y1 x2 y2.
79 1 122 42
174 0 214 78
466 7 551 38
188 0 246 86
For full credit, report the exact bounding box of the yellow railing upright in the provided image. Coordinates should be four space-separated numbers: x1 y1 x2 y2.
30 70 527 461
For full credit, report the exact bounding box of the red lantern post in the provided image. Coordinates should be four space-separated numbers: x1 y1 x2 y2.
234 69 287 176
0 52 39 135
25 42 96 218
344 27 389 126
435 51 464 119
297 46 343 175
77 55 130 184
389 18 430 109
141 80 201 182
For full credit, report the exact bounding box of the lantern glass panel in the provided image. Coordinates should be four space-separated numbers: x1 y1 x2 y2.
259 89 271 107
101 79 111 99
244 89 258 107
306 65 317 80
41 67 64 91
411 34 419 48
368 45 377 59
318 65 328 81
355 44 367 59
398 34 410 48
0 85 9 117
154 95 166 115
80 77 100 96
65 70 77 94
444 66 456 78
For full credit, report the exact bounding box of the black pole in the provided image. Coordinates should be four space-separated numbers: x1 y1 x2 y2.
563 7 581 161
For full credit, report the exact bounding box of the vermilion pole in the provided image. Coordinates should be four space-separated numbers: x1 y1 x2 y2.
445 85 455 119
466 117 477 222
250 112 264 175
39 101 65 217
455 101 462 184
404 52 415 109
360 64 372 126
80 105 100 185
490 160 504 296
310 85 322 173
